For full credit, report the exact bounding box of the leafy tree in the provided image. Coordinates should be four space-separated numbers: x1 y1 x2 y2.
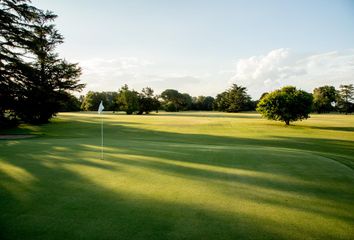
81 91 96 111
203 96 215 110
312 85 336 113
138 87 159 114
336 84 354 114
81 91 119 111
160 90 203 111
257 86 313 125
160 89 184 112
259 92 269 100
181 93 193 110
117 85 139 114
103 92 118 111
192 96 204 110
192 96 215 110
214 84 252 112
81 91 103 111
213 91 228 111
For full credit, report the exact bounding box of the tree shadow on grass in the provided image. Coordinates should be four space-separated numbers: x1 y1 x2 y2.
1 150 353 240
0 120 354 239
0 146 299 240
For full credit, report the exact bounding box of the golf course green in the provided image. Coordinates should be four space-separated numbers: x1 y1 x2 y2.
1 112 353 240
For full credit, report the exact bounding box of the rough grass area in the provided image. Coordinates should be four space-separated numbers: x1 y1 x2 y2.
1 112 353 240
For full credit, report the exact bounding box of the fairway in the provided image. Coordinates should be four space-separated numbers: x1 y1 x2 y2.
1 112 354 240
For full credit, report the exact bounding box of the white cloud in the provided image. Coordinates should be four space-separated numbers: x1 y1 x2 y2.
76 49 354 99
78 58 214 96
78 57 153 93
233 48 290 81
230 49 354 98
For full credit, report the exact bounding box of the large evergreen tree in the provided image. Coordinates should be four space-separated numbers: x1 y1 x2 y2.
0 0 41 126
214 84 252 112
16 10 84 123
1 0 84 125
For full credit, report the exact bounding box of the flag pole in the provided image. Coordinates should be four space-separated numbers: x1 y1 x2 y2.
98 100 105 160
101 113 103 160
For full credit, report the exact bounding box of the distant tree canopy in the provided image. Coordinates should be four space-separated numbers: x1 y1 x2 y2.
336 84 354 114
0 0 84 126
117 85 139 114
79 83 353 121
80 86 216 114
214 84 253 112
257 86 313 125
160 89 180 112
313 86 336 113
160 89 191 112
192 96 215 111
81 91 118 111
138 87 160 114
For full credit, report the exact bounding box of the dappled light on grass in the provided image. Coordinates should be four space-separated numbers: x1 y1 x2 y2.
61 146 354 239
0 161 38 201
0 162 37 183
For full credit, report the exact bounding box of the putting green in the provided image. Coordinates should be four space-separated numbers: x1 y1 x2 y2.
1 112 353 239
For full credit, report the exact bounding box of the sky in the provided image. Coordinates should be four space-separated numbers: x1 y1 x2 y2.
32 0 354 99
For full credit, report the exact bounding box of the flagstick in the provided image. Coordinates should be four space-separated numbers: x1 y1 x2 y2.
101 113 103 160
98 100 104 160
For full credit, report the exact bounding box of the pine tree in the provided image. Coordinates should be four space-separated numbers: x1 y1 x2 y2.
1 1 85 124
0 0 41 126
16 11 84 123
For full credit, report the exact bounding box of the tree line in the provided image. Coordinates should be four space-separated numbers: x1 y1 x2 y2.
78 84 257 114
80 85 216 114
76 83 353 117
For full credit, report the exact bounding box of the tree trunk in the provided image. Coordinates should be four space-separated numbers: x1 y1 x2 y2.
285 120 290 125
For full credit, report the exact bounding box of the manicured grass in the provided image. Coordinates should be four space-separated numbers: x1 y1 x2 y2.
1 112 354 240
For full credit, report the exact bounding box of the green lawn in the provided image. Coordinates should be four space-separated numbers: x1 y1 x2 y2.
1 112 353 240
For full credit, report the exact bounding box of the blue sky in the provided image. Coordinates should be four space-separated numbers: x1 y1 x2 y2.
32 0 354 98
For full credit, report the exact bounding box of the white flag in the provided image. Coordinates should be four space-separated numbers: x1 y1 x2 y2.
98 101 104 114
